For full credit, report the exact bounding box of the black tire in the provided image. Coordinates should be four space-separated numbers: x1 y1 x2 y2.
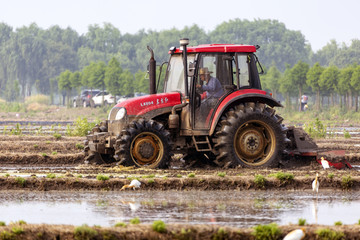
213 102 286 168
114 119 172 168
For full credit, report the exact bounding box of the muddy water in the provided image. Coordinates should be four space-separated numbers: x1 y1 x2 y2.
0 190 359 227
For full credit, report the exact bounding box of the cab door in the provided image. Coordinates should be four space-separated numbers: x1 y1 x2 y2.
192 53 234 130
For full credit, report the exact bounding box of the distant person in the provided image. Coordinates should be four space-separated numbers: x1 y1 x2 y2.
300 94 308 111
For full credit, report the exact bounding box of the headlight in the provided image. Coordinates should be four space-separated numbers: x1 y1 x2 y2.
115 107 126 120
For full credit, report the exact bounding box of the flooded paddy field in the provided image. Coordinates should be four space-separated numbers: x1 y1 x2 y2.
1 131 360 238
1 190 360 227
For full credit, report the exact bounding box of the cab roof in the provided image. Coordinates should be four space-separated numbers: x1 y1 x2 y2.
170 44 257 54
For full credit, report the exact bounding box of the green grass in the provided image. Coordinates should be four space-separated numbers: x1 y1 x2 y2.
130 217 140 224
0 221 5 226
252 223 281 240
298 218 307 226
114 222 127 227
187 173 195 178
15 177 26 187
316 228 345 240
76 143 84 149
96 174 109 181
152 220 166 233
53 133 62 140
46 173 56 179
341 175 353 189
254 174 267 189
269 172 294 182
217 172 226 177
74 224 98 240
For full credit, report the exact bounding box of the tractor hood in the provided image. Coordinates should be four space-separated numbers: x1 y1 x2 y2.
109 92 182 120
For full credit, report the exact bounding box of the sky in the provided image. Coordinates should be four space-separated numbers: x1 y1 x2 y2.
0 0 359 52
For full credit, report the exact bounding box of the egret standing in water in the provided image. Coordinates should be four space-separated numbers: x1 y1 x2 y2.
312 173 319 198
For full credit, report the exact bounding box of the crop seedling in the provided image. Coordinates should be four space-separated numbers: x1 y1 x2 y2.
217 172 226 177
341 175 353 189
41 153 47 157
76 143 84 150
114 222 127 227
273 172 294 183
0 231 14 240
152 220 166 233
5 173 10 177
52 151 58 155
96 174 109 181
130 217 140 224
344 130 351 139
11 226 24 235
187 173 195 178
334 221 342 226
74 224 98 240
212 227 228 240
33 144 38 149
147 179 155 184
53 133 62 140
176 174 182 178
252 223 282 240
142 174 155 178
254 174 267 189
46 173 56 179
298 218 307 226
15 177 26 187
16 220 26 225
328 173 334 180
316 228 345 240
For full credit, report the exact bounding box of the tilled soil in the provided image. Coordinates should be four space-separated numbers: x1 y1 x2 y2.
0 135 359 191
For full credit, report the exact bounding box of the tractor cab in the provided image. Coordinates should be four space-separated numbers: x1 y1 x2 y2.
164 43 263 131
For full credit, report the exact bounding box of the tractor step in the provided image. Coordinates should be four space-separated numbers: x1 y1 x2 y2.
192 135 212 152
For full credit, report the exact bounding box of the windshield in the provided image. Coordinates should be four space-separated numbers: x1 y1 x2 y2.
164 53 195 93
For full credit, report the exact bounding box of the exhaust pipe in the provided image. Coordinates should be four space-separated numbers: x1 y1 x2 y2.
147 46 156 94
180 38 189 99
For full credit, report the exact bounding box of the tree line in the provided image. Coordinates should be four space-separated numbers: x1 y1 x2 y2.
0 19 359 106
262 62 360 112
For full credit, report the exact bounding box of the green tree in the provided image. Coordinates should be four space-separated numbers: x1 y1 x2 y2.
306 62 324 110
134 70 148 94
351 65 360 111
289 61 309 111
58 70 72 106
262 65 281 100
338 66 354 110
279 64 297 110
319 65 339 107
104 57 122 96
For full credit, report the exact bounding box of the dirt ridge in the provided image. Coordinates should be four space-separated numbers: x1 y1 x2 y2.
0 223 359 240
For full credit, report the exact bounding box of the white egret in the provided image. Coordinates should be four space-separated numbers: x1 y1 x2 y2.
120 179 141 190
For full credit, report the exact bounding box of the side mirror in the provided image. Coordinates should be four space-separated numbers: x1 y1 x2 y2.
188 62 195 77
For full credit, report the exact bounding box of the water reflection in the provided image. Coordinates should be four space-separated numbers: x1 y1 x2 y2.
0 190 359 227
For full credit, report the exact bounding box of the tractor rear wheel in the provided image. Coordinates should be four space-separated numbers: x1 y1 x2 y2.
114 119 172 168
214 102 286 168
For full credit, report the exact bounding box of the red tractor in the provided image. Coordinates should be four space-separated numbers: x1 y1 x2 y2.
85 38 317 168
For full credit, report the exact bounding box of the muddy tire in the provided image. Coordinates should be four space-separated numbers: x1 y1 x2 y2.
213 102 286 168
114 119 172 168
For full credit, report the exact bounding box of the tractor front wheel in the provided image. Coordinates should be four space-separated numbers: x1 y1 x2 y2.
115 119 172 168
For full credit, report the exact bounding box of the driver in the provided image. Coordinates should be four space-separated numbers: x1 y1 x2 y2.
196 67 224 100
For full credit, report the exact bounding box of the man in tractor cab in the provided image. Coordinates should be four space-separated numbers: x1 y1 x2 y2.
196 67 224 102
196 67 224 126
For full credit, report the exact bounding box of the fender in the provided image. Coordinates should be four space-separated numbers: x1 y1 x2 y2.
209 89 283 135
